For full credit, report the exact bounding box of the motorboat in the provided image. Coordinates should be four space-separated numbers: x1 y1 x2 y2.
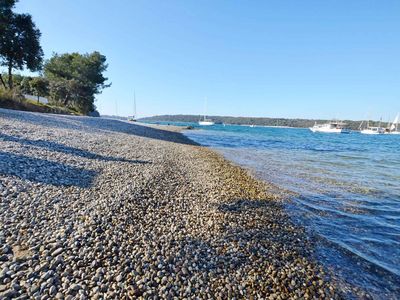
360 127 385 135
309 121 349 133
359 119 385 135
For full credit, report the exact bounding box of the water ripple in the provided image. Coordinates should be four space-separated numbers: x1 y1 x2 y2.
183 124 400 297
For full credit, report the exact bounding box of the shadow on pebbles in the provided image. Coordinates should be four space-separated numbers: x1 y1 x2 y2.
0 109 343 299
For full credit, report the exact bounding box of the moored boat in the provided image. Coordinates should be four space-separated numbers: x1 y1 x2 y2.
359 119 385 135
385 113 400 134
198 97 214 126
309 121 349 133
199 119 215 126
128 90 137 122
360 127 385 134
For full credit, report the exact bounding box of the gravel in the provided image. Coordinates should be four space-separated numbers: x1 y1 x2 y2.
0 108 342 299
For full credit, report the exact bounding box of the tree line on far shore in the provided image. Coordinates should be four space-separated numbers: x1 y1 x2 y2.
140 115 388 131
0 0 110 115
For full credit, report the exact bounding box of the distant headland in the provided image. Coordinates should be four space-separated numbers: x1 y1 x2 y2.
139 114 385 131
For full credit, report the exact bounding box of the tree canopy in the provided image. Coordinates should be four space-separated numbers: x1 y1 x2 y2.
0 0 43 88
0 0 16 24
44 52 110 114
1 1 109 116
30 76 49 102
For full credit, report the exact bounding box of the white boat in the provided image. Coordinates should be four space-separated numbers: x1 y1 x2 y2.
309 121 348 133
128 90 137 122
360 127 385 134
385 113 400 134
199 120 215 126
198 97 214 126
359 119 385 135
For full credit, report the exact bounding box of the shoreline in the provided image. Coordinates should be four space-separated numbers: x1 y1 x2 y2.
0 108 341 298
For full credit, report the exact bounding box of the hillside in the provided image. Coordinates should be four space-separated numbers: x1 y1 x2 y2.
139 114 385 131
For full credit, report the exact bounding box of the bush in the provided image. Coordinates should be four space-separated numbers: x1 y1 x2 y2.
0 88 79 115
0 88 24 102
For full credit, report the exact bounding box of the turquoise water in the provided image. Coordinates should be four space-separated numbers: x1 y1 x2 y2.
145 121 400 296
153 122 400 297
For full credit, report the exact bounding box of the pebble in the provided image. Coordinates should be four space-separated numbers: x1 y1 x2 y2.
51 248 63 257
49 285 57 296
0 108 359 298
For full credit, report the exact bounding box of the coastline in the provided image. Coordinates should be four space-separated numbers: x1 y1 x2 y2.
0 109 340 299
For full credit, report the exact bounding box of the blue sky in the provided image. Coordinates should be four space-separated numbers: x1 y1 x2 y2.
14 0 400 120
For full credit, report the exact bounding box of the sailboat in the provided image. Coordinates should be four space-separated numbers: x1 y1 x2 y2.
198 97 214 126
386 113 400 134
128 90 137 122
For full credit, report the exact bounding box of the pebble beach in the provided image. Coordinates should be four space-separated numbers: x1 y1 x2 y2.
0 108 341 299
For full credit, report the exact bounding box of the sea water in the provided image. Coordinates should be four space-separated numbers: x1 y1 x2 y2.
162 122 400 298
144 121 399 296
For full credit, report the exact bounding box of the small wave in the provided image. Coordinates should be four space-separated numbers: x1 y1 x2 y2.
315 236 400 298
184 125 400 296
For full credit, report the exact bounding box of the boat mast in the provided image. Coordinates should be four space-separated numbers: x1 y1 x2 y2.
392 113 399 131
359 120 364 130
133 90 137 119
204 97 207 121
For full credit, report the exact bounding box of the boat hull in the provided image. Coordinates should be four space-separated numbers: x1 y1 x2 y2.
199 121 215 126
360 130 384 135
309 127 342 133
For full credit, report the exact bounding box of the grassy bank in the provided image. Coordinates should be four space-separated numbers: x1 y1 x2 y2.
0 90 79 115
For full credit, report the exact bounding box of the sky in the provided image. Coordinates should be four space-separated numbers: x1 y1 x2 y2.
14 0 400 120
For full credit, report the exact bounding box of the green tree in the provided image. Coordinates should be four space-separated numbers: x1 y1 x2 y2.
0 0 16 88
0 73 27 95
0 0 43 89
44 52 110 114
30 77 49 103
0 0 15 17
20 76 32 94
